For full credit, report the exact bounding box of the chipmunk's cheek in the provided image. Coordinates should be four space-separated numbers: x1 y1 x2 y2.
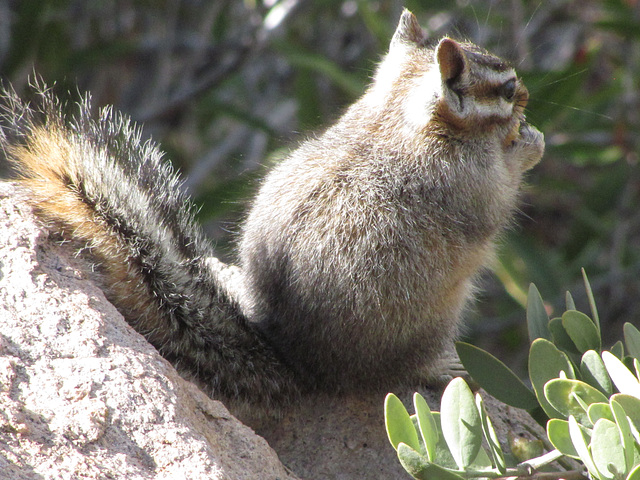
502 120 521 149
502 124 520 148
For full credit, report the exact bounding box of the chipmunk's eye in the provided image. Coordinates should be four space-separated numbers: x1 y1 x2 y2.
499 78 516 101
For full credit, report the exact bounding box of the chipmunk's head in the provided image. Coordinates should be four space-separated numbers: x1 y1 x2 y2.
364 9 543 172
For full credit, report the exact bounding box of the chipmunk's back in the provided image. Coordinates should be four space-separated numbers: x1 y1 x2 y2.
240 11 543 390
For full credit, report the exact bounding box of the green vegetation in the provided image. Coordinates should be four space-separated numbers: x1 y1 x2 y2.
385 274 640 480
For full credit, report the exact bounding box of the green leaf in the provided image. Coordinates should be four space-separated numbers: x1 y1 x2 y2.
429 412 460 470
582 269 601 334
544 378 609 426
627 463 640 480
568 415 600 479
565 291 577 311
456 342 538 410
630 423 640 460
624 323 640 360
440 378 483 469
470 444 493 470
385 393 421 453
414 393 438 462
588 403 614 424
603 352 640 398
397 443 428 479
611 394 640 435
397 443 465 480
611 399 635 473
547 418 580 458
624 356 637 375
549 318 581 355
476 394 505 473
591 419 626 480
611 341 626 360
527 283 551 343
581 350 614 396
562 310 601 353
529 338 575 418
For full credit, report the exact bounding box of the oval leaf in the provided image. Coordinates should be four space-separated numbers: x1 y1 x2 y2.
611 341 625 360
527 283 551 343
591 419 626 480
397 443 429 480
611 399 635 473
549 317 581 355
385 393 421 453
397 443 465 480
440 378 482 469
568 415 600 478
625 323 640 360
603 351 640 398
581 350 613 396
476 394 505 473
588 402 614 425
529 338 575 418
611 394 640 433
581 269 601 333
544 378 608 426
456 342 538 410
430 412 460 470
470 444 493 470
627 462 640 480
547 419 579 458
562 310 601 353
414 393 438 462
565 291 576 311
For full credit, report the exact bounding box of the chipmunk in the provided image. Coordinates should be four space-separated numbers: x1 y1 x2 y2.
1 10 544 411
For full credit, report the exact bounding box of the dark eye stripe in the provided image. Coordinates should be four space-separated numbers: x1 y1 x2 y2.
465 76 519 104
468 80 513 101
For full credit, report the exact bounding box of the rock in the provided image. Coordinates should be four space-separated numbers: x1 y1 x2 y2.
243 383 545 479
0 181 546 479
0 182 298 480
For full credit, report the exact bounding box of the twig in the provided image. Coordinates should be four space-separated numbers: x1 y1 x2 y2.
496 469 586 480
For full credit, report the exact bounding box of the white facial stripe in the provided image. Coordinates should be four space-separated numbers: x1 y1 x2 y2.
468 99 513 119
477 67 516 86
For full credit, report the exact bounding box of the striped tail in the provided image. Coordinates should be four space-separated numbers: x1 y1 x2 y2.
1 85 298 410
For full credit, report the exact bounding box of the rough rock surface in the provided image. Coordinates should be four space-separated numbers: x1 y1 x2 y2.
0 181 546 479
0 181 298 480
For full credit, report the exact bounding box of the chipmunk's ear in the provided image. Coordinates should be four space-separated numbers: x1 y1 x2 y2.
390 9 425 48
437 38 467 84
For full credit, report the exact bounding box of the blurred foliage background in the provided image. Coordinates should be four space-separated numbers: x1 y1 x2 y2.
1 0 639 375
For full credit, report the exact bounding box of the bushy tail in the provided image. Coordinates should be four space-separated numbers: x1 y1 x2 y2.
0 85 298 409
